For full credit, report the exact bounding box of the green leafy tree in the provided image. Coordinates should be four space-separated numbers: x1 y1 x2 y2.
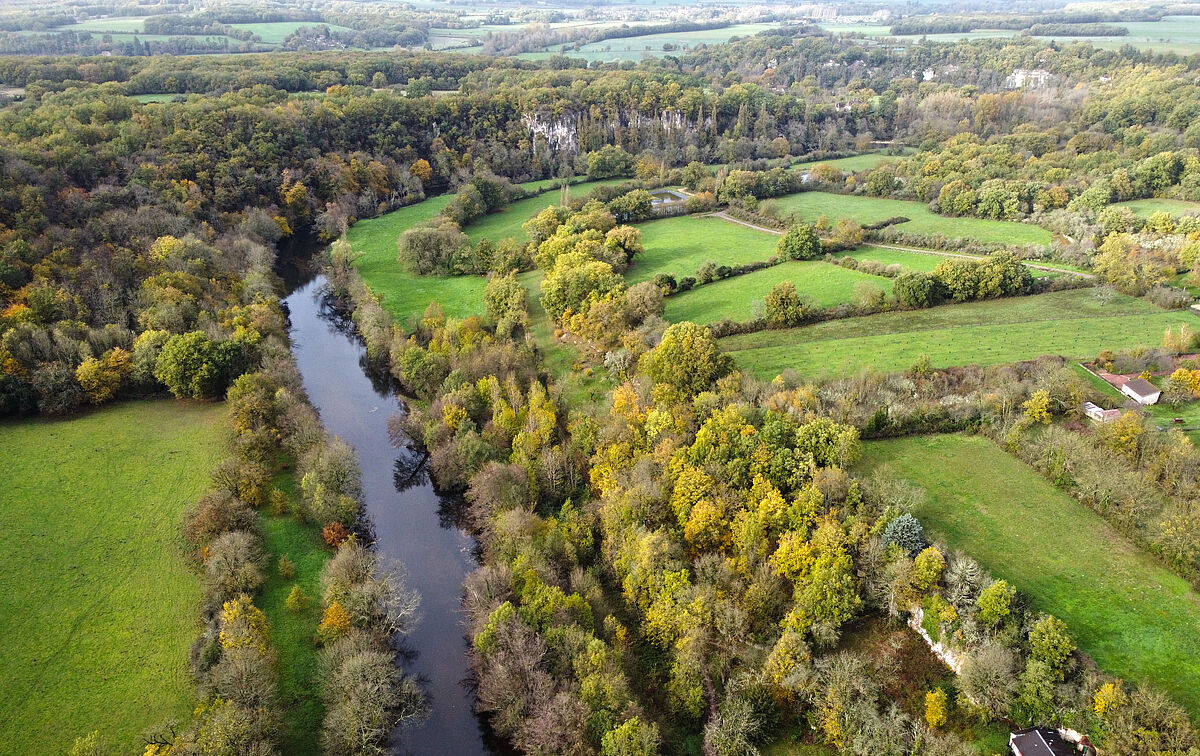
601 716 660 756
1028 615 1075 679
763 281 809 327
893 271 937 308
641 322 733 397
777 222 821 260
976 579 1016 626
484 272 528 326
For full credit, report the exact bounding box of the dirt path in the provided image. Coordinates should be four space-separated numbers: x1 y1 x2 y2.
708 211 1094 279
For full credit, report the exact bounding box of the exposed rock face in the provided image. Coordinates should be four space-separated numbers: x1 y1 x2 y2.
522 108 708 155
908 605 965 674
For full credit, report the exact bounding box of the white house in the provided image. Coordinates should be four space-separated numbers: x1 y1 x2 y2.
1121 377 1161 405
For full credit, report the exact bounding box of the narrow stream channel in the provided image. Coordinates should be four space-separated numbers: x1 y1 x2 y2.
284 272 492 755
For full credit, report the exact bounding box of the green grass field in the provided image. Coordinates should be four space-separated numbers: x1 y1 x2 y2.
464 178 627 244
721 288 1194 380
833 246 943 272
663 260 892 324
859 434 1200 716
819 16 1200 54
0 401 226 755
789 152 903 174
55 17 149 33
626 215 780 284
1113 198 1200 219
517 23 781 62
260 470 328 754
349 180 622 324
771 192 1051 246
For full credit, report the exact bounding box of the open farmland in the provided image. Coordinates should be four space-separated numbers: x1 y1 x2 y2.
464 178 628 244
518 23 782 62
832 246 944 272
625 215 780 284
721 288 1193 379
770 192 1052 246
350 180 626 323
789 152 905 173
0 402 226 755
1113 197 1200 219
663 260 892 324
858 434 1200 716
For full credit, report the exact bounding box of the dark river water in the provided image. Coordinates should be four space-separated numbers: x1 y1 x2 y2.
283 272 494 755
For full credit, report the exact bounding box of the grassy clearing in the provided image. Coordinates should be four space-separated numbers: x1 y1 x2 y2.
346 194 486 323
349 180 621 323
518 23 781 62
721 288 1193 380
833 246 944 273
789 152 902 173
465 178 628 244
0 401 226 755
768 192 1052 246
517 271 610 408
663 261 892 324
260 470 328 755
1114 197 1200 219
858 434 1200 716
626 215 780 285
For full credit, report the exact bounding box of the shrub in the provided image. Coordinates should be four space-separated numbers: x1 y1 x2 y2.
278 554 296 579
185 491 257 549
318 600 352 644
893 271 937 308
976 579 1016 626
925 688 948 729
323 521 350 547
206 530 266 602
286 584 312 612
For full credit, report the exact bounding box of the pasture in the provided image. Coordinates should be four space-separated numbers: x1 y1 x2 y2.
349 179 625 323
859 434 1200 716
790 152 904 174
663 260 892 324
832 246 943 272
346 193 484 323
626 215 780 284
720 288 1193 379
464 178 628 244
259 472 329 755
0 401 226 755
767 192 1052 246
1113 197 1200 219
519 23 782 62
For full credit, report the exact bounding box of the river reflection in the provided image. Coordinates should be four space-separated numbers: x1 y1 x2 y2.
284 273 499 755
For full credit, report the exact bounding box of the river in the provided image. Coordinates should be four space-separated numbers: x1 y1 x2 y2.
283 271 494 755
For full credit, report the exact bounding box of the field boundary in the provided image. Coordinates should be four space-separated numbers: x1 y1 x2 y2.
709 211 1092 278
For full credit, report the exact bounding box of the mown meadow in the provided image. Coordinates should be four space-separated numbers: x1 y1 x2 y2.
721 288 1193 379
769 191 1053 245
0 402 225 755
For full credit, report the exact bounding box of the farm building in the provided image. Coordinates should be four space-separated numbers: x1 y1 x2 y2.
1082 402 1120 423
1009 727 1076 756
1121 377 1162 405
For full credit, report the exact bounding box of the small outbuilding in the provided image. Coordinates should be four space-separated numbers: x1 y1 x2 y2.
1120 377 1162 405
1082 402 1121 423
1009 727 1076 756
